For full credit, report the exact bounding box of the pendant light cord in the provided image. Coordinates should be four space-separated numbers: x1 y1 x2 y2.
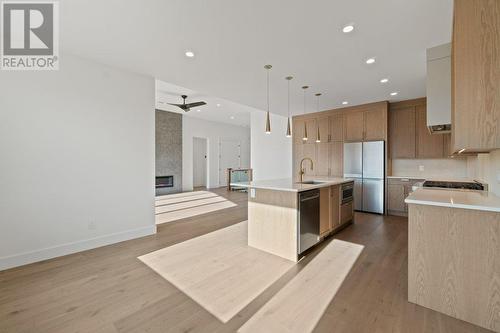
267 69 270 112
287 80 290 118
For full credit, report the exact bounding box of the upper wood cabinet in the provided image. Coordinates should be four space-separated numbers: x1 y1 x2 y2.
293 119 305 145
390 106 416 158
304 118 317 144
364 107 387 141
329 115 344 141
452 0 500 153
389 99 452 159
344 105 388 142
317 116 330 143
416 105 445 158
344 112 364 141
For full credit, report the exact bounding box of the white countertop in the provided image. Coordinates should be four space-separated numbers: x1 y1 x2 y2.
405 188 500 212
231 178 354 192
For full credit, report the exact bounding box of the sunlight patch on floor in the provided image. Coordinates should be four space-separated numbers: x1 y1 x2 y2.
138 221 295 323
155 191 237 225
238 239 364 333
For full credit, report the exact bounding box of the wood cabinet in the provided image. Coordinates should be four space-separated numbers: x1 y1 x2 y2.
451 0 500 154
293 119 305 145
317 116 330 143
344 112 364 141
329 115 343 141
292 101 387 180
364 107 387 141
316 143 330 176
304 118 317 144
387 178 424 216
319 187 330 235
328 142 343 177
388 184 406 215
416 105 445 158
293 144 316 181
344 106 387 142
340 201 354 225
389 99 452 159
330 185 340 229
390 106 416 158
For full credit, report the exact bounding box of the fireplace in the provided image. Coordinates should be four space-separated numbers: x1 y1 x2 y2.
156 176 173 188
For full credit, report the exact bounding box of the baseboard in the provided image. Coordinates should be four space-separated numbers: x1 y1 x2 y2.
0 225 157 271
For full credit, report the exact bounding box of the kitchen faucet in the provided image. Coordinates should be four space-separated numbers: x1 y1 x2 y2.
299 157 314 183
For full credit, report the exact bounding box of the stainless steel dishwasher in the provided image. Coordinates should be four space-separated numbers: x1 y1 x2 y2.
298 189 320 254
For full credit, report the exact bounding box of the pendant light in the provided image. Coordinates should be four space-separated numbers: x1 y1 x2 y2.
264 65 272 134
285 76 293 137
315 93 322 143
301 86 309 141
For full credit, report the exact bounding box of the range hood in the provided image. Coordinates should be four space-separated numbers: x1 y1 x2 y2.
426 43 451 134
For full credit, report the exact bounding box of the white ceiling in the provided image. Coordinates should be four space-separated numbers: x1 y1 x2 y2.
156 80 253 127
61 0 453 117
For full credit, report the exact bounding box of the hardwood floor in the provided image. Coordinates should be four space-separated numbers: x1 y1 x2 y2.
0 188 492 333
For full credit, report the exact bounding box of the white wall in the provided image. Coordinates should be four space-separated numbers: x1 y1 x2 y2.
0 54 156 270
182 116 250 191
391 158 468 178
250 111 292 181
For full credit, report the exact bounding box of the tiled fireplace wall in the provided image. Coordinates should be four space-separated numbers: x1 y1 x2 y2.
155 110 182 195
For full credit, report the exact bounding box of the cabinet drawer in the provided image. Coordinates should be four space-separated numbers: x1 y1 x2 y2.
340 201 353 225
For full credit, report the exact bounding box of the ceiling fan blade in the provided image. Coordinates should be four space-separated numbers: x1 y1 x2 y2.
167 103 185 107
184 101 206 108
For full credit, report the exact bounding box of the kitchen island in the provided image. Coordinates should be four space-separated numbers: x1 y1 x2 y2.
405 188 500 332
232 178 354 262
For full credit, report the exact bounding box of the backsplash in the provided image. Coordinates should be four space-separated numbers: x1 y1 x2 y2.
391 158 468 179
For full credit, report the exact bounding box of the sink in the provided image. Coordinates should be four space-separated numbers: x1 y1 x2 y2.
297 180 326 185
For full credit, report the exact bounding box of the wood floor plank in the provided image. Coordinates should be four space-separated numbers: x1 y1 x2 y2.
0 188 493 333
238 239 363 333
138 222 294 323
155 196 230 214
155 200 238 224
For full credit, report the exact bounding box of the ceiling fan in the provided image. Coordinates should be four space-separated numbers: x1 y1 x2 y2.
168 95 206 112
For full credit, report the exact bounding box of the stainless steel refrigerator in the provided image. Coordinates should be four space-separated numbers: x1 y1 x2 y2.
343 141 384 214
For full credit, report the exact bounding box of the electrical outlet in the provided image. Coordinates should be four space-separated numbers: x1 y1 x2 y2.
418 165 425 172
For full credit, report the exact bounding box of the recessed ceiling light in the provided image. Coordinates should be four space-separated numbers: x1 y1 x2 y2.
230 116 235 120
380 78 389 83
342 24 354 33
342 101 349 105
365 58 376 64
196 109 201 112
185 50 195 58
390 92 398 96
216 103 221 107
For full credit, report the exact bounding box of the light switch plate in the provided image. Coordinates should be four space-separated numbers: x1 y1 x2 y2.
250 188 256 198
419 165 425 172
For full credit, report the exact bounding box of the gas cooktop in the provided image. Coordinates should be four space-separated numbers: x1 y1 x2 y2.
422 180 484 191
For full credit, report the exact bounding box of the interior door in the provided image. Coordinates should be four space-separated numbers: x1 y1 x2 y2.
219 140 240 186
193 137 207 187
